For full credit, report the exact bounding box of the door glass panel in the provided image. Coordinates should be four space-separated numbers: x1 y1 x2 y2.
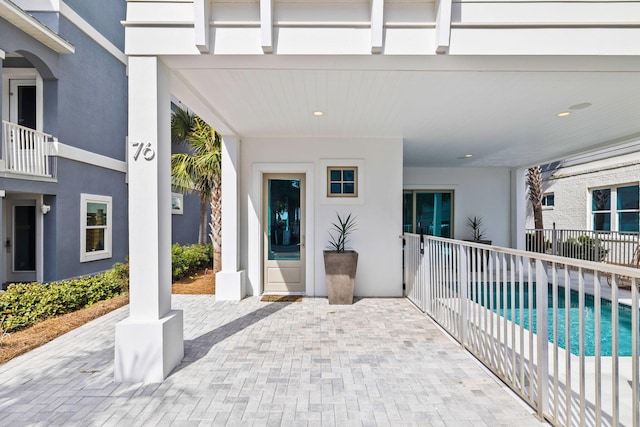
403 192 413 233
18 86 37 129
267 178 301 261
415 192 451 237
14 206 36 271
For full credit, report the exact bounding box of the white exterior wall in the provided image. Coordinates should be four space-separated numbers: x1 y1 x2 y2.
404 167 512 247
241 137 404 298
525 153 640 230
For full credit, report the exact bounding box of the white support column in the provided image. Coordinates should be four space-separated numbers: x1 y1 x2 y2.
194 0 210 53
115 56 183 383
370 0 384 54
215 135 246 300
435 0 452 54
510 167 527 250
260 0 274 53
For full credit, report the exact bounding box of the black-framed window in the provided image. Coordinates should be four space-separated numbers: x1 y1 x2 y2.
403 190 453 237
327 167 357 197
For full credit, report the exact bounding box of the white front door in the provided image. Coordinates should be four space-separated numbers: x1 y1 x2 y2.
263 174 305 293
4 199 37 283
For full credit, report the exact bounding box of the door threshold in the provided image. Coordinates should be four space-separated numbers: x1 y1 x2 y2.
262 291 305 296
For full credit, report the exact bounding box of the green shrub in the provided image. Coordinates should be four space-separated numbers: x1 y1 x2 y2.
0 244 211 334
0 267 128 333
560 235 608 261
171 243 213 281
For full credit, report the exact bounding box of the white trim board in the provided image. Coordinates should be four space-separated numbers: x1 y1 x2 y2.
11 0 126 65
54 142 127 174
0 0 74 54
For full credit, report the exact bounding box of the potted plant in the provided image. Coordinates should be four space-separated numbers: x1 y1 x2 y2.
465 216 491 273
466 216 491 245
323 212 358 304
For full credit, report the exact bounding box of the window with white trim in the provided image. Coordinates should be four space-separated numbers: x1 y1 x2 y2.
542 193 555 207
80 194 112 262
591 185 639 232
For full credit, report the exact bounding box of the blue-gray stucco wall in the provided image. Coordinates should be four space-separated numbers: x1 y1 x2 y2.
46 159 128 281
63 0 126 51
172 192 202 245
55 16 128 161
1 2 129 282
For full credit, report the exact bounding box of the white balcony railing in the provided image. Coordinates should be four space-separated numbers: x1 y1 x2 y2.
2 120 56 178
404 234 640 427
526 227 640 267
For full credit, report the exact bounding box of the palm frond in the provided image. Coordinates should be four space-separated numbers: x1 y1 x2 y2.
171 107 195 145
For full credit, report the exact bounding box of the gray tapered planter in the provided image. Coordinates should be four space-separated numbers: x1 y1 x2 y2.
324 250 358 305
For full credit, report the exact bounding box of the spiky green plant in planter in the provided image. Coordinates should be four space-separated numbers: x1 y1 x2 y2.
324 212 358 304
327 212 357 252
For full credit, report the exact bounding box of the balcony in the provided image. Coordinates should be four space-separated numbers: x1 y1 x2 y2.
1 120 57 179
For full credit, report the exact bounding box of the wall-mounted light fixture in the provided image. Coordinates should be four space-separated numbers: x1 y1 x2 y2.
41 204 51 215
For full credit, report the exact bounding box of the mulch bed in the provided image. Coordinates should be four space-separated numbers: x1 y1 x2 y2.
0 293 129 365
171 269 215 294
260 295 303 303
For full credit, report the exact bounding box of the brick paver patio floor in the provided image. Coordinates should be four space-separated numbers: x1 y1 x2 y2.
0 296 547 426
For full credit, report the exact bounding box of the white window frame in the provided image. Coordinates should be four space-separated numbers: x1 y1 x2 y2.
80 193 112 262
542 192 555 210
171 192 184 215
589 184 639 232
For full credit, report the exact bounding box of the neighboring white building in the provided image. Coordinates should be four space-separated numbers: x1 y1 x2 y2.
526 141 640 232
116 0 640 382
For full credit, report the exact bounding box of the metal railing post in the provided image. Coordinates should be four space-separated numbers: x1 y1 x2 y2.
535 259 549 420
552 222 557 256
459 244 468 347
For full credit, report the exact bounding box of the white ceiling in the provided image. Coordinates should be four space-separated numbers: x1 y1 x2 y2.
165 54 640 168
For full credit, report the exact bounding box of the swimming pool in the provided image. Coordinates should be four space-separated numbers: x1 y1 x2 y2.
471 283 636 357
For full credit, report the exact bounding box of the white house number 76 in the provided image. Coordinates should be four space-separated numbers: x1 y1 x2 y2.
131 142 156 161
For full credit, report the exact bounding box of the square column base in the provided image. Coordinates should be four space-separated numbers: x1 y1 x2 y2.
215 270 246 301
114 310 184 383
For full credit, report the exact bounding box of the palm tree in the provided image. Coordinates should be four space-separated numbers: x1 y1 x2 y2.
171 107 223 273
527 166 545 252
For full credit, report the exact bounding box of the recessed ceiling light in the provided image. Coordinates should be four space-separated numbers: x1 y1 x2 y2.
312 111 324 116
569 102 592 110
457 154 473 159
557 111 571 117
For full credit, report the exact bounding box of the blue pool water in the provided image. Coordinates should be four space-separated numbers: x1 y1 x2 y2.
471 283 636 357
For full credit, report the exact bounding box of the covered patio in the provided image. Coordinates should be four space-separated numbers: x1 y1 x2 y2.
0 295 544 425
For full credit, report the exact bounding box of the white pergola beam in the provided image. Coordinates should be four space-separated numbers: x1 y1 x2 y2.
194 0 210 53
370 0 384 54
260 0 273 53
435 0 452 54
